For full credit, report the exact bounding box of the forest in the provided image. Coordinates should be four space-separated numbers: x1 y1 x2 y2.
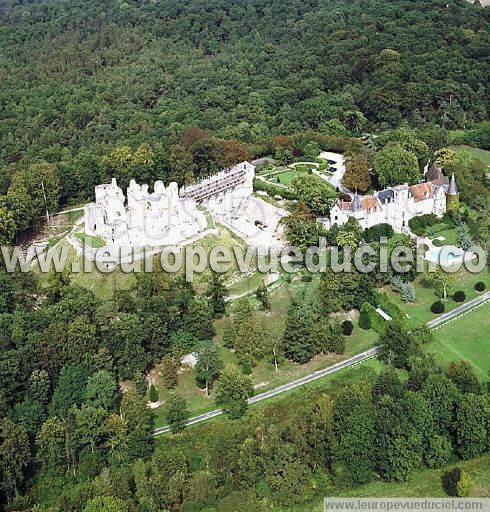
0 0 488 509
0 0 488 234
0 265 488 510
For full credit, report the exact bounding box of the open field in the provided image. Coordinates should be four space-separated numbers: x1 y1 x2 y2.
428 301 490 380
385 269 490 329
264 168 309 185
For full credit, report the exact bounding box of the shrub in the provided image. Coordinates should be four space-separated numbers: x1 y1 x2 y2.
370 291 408 329
358 303 372 330
453 291 466 303
431 301 445 314
363 223 395 242
301 274 313 282
148 384 159 403
359 301 387 333
475 281 486 292
411 325 434 345
432 238 444 247
400 282 416 303
442 468 473 497
341 320 354 336
408 214 438 236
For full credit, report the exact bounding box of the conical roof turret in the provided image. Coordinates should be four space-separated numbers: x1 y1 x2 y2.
448 174 459 195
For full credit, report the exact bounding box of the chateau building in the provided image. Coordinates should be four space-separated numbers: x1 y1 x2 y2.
329 174 459 232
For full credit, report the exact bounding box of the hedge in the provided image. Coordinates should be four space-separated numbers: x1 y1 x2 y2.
253 178 297 200
449 123 490 150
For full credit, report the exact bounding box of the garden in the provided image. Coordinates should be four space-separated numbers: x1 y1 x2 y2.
259 157 334 188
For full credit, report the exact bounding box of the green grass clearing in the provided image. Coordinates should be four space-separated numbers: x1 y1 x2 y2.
279 455 490 511
450 145 490 168
265 169 309 185
383 269 490 329
73 232 106 248
427 302 490 380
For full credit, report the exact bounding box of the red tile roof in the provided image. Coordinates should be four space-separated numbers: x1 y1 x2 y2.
361 196 378 212
409 182 433 202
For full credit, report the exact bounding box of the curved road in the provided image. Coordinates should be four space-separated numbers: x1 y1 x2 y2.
154 291 489 436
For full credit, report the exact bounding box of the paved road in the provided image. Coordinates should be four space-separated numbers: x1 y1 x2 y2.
153 292 489 436
318 150 350 193
427 291 489 329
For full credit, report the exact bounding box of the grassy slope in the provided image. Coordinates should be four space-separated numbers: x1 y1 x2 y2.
153 263 489 425
153 275 379 427
450 145 490 168
428 301 490 380
39 223 267 299
277 455 490 511
384 269 490 329
154 267 489 425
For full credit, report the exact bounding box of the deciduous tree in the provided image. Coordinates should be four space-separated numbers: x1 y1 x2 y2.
214 364 253 419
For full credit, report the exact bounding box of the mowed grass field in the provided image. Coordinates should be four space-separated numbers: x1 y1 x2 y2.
385 269 490 329
428 301 490 380
266 168 308 185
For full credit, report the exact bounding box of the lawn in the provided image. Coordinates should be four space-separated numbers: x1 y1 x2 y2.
450 144 490 168
279 455 490 511
384 269 490 329
265 168 309 185
427 301 490 380
73 232 106 248
196 205 215 229
424 221 459 246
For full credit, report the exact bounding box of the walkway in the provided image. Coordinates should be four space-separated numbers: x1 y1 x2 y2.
318 151 350 193
153 292 489 435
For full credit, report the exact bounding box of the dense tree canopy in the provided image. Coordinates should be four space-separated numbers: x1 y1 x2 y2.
0 0 487 220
